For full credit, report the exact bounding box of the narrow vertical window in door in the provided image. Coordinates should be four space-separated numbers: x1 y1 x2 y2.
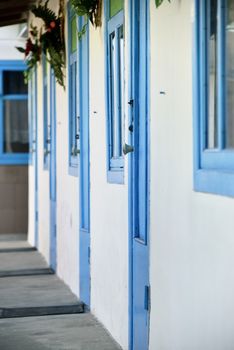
42 55 50 169
106 0 124 183
68 5 79 175
129 0 150 349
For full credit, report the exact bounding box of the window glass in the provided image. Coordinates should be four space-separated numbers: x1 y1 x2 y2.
207 0 218 149
109 25 124 159
119 25 124 156
71 16 77 53
110 0 123 18
3 71 27 94
226 0 234 148
3 100 29 153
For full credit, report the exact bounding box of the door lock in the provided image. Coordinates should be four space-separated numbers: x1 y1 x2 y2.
128 124 133 132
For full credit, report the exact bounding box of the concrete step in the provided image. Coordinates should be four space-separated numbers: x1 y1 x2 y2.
0 243 84 319
0 304 84 318
0 274 84 318
0 267 54 278
0 251 48 272
0 247 36 253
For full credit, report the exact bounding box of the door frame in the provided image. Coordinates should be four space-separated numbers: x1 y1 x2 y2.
79 17 90 307
128 0 150 348
30 68 38 248
49 69 57 270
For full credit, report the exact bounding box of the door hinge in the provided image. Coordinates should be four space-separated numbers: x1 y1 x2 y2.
144 285 151 311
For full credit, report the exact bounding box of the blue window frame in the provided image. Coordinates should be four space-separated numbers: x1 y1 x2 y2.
68 4 79 176
0 61 28 165
42 55 49 169
194 0 234 196
105 0 124 184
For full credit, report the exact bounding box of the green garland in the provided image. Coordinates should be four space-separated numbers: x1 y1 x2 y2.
16 0 65 88
155 0 171 7
71 0 102 38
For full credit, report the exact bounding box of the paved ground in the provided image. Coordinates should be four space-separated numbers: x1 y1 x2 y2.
0 314 121 350
0 274 81 309
0 234 27 242
0 251 47 270
0 234 122 350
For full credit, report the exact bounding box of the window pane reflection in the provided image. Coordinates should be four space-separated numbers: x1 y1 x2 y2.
109 25 124 159
4 100 29 153
207 0 218 149
3 71 27 95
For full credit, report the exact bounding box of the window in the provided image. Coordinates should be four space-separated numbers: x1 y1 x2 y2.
106 0 124 184
194 0 234 196
42 55 50 169
68 4 79 176
0 61 29 164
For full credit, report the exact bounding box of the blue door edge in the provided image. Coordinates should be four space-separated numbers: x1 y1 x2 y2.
79 18 90 307
33 68 39 249
49 70 57 271
128 0 150 349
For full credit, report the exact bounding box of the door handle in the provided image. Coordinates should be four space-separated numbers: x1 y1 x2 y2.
71 147 80 156
123 143 134 155
44 149 50 156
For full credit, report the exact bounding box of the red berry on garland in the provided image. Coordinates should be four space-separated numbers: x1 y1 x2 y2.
25 38 33 56
50 21 56 29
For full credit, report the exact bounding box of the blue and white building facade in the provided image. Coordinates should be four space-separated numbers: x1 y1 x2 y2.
25 1 234 350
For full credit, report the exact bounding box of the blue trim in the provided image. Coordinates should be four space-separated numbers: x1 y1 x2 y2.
107 169 124 184
0 155 28 164
79 16 90 307
49 69 57 271
68 164 79 177
0 61 29 165
105 1 124 184
128 0 150 349
2 95 28 100
193 0 234 197
0 60 27 70
34 69 39 248
29 68 38 247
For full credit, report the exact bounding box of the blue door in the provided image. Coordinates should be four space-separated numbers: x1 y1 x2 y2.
129 1 150 349
79 18 90 307
49 70 57 270
30 69 38 247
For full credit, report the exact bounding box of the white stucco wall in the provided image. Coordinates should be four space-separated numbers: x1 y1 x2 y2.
55 1 80 297
149 1 234 349
89 5 129 348
28 0 80 295
37 62 50 262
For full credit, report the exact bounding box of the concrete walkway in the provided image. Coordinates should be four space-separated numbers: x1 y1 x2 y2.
0 234 121 350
